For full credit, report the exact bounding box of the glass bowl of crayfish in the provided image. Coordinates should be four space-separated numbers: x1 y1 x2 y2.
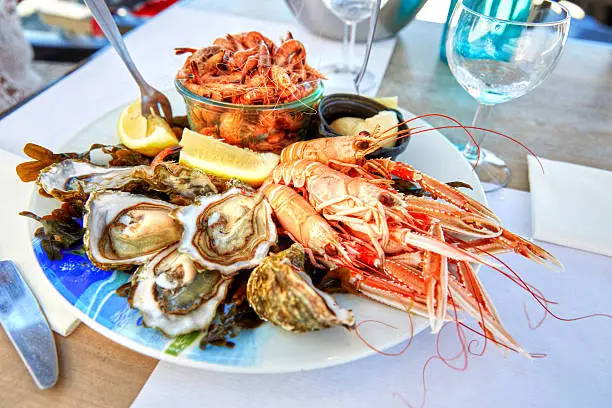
175 78 324 154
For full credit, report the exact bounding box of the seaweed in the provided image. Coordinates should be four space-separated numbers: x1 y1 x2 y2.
16 143 151 183
199 274 263 349
96 144 151 167
20 201 85 261
16 143 82 182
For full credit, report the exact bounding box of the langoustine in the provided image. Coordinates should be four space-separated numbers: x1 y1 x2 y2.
258 129 562 354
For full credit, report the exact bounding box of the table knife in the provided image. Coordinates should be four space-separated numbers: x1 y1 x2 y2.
0 260 58 389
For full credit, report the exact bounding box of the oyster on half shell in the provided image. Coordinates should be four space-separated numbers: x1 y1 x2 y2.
38 160 217 202
172 187 277 276
131 245 230 336
84 191 182 270
131 162 217 201
247 244 356 333
38 160 141 201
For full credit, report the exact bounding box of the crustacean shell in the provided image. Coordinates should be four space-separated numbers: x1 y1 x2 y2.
83 191 182 270
131 245 230 336
247 244 355 333
38 160 217 202
172 187 276 276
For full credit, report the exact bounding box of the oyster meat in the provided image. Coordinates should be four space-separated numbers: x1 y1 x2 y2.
84 191 182 269
131 245 230 336
247 244 355 333
172 187 276 275
38 160 217 203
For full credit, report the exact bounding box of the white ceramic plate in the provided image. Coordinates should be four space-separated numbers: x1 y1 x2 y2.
28 89 485 373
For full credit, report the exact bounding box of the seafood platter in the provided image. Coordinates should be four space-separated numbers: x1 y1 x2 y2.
17 31 561 372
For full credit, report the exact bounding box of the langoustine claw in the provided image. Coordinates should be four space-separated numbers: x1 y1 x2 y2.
459 229 563 270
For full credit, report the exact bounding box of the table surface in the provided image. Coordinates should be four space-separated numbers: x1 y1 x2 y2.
1 1 611 407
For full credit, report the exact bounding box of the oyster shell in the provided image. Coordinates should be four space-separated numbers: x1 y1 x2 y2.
172 187 276 275
131 162 217 201
247 244 355 333
38 160 216 202
131 245 230 336
38 160 142 201
84 191 182 269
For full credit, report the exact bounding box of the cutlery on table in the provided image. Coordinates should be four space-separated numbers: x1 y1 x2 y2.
84 0 173 123
0 260 58 389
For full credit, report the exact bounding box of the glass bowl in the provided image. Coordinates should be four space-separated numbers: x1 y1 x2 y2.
175 79 324 154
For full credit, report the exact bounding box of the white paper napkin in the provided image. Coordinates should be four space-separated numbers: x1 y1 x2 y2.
528 156 612 257
0 149 79 336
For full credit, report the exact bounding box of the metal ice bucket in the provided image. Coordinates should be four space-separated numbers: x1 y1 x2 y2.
284 0 428 41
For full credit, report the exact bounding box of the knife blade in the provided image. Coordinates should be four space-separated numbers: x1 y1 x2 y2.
0 260 58 389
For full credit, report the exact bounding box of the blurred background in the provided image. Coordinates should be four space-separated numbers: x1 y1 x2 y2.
2 0 611 115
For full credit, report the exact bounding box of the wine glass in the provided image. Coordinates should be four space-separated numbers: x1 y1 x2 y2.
321 0 388 92
446 0 570 191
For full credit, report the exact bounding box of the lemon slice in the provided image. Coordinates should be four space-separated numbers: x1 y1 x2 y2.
118 101 178 157
373 96 399 110
179 129 279 186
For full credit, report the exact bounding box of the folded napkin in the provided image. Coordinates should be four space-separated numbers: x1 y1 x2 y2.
0 149 79 335
528 156 612 257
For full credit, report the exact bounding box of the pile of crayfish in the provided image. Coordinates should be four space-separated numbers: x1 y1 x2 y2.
176 31 324 104
175 31 324 153
259 125 561 355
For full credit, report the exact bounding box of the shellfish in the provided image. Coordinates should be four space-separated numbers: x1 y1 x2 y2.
131 245 231 336
83 191 182 270
172 187 277 276
38 160 140 201
247 244 355 333
38 160 217 203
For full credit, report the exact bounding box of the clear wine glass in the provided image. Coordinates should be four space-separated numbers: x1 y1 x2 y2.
446 0 570 191
320 0 388 92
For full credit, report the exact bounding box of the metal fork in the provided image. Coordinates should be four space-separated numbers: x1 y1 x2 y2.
83 0 173 122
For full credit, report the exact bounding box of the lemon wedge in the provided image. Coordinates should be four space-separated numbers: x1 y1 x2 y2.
179 129 279 186
118 101 178 157
362 111 399 148
373 96 399 110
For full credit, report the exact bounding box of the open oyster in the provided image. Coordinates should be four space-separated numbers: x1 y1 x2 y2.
38 160 141 201
131 245 230 336
172 187 276 275
247 244 355 333
84 191 182 270
38 160 217 202
131 162 217 201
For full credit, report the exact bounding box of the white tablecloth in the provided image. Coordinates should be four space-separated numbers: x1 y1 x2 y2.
133 188 612 408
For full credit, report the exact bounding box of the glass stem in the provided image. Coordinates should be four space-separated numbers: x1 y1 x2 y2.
348 22 357 73
342 23 350 71
463 103 493 161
